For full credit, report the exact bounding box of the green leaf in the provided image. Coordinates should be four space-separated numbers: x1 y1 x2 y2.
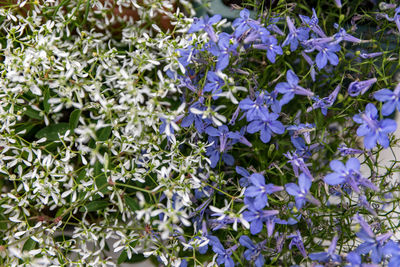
69 109 81 131
35 123 70 141
43 88 50 113
125 196 140 212
79 200 108 212
94 161 108 193
0 213 7 230
118 250 128 265
22 238 37 251
24 106 42 120
97 126 112 141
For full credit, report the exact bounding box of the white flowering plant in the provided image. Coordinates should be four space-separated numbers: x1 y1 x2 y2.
2 0 400 266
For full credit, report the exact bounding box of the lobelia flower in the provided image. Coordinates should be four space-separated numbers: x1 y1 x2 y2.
253 36 283 63
177 46 198 68
373 83 400 116
244 24 270 44
275 69 314 105
282 16 310 52
285 173 320 210
301 51 317 82
239 235 266 267
307 84 341 115
353 103 397 149
299 8 327 37
246 111 285 143
212 241 238 267
206 124 252 167
284 151 313 179
309 236 341 263
359 52 383 59
232 9 260 38
239 91 269 122
242 207 280 235
203 71 225 98
324 157 378 193
382 6 400 33
288 230 307 257
210 32 238 71
266 17 285 36
383 240 400 267
244 173 283 210
348 78 377 97
358 195 377 216
354 214 392 264
314 43 341 70
334 0 342 8
332 24 362 44
188 14 222 43
236 166 251 187
182 100 209 133
337 144 364 156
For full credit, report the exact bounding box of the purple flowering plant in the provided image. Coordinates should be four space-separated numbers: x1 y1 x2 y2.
155 1 400 266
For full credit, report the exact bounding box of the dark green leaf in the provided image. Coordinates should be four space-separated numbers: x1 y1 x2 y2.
35 123 70 141
79 200 108 212
125 196 140 212
97 126 112 141
24 107 42 120
43 88 50 113
22 238 37 251
69 109 81 131
118 250 128 265
94 161 108 193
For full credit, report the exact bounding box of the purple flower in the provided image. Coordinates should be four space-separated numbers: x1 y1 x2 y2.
205 125 240 168
324 157 378 193
374 83 400 116
315 43 341 69
384 240 400 267
275 70 314 105
348 78 377 97
239 236 266 267
182 100 208 133
284 151 313 179
242 207 279 235
211 33 238 71
247 112 285 143
239 92 269 122
236 166 251 187
299 8 327 38
359 52 383 59
353 103 397 149
203 71 224 97
333 26 362 44
253 36 283 63
382 7 400 33
354 214 392 264
358 195 377 216
337 144 364 156
244 173 283 210
307 84 341 115
212 239 237 267
282 16 310 51
288 230 307 257
232 9 260 38
188 15 222 43
177 46 198 67
309 236 341 263
285 173 319 210
334 0 342 8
